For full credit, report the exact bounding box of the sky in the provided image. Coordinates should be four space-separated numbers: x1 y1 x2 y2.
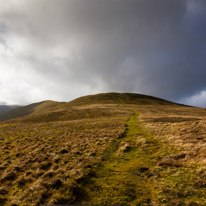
0 0 206 107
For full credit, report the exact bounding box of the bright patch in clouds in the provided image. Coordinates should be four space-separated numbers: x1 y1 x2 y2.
0 0 206 106
181 91 206 108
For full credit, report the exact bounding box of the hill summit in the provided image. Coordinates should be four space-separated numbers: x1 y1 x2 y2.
68 92 175 106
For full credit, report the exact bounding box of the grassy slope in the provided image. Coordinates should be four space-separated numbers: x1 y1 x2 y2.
76 107 206 205
0 101 64 122
0 93 206 205
0 103 131 205
76 110 161 205
0 92 176 123
68 92 176 106
0 105 19 115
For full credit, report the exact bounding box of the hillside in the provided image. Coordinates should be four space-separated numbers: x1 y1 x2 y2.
0 105 19 115
0 93 206 205
0 93 175 123
68 92 176 106
0 101 64 122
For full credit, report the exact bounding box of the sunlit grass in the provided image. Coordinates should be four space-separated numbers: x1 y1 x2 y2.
0 93 206 205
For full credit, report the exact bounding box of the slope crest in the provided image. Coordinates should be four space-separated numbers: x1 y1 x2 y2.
68 92 175 106
0 100 63 122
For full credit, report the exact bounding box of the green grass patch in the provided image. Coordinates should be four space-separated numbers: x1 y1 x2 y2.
75 109 206 205
75 110 163 205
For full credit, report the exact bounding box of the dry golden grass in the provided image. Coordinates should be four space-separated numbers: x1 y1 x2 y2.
0 104 131 205
136 105 206 165
0 93 206 205
134 104 206 205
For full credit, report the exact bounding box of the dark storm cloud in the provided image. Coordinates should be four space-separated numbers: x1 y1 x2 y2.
0 0 206 106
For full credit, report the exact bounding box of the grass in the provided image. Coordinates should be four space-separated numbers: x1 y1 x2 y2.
0 104 130 205
75 110 166 205
68 92 176 106
75 108 206 205
0 93 206 205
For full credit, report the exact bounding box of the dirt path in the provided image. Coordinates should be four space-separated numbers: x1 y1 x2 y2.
76 110 165 205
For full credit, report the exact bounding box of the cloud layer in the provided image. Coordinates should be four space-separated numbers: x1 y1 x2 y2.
0 0 206 106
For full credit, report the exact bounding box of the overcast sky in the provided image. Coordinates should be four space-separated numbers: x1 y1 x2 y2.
0 0 206 107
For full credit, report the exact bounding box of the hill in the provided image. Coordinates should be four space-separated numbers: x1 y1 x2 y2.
0 93 176 122
68 92 176 106
0 100 64 122
0 93 206 205
0 105 19 115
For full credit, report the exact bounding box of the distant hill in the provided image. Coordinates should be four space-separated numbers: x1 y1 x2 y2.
0 105 19 115
68 92 176 106
0 93 177 122
0 100 64 122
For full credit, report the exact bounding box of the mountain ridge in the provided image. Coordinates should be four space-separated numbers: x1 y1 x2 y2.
0 92 179 122
0 105 19 115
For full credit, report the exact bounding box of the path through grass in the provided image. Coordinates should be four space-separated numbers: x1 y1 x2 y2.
76 110 167 205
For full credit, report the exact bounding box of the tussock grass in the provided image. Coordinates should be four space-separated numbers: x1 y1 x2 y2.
0 104 130 205
74 110 174 205
0 93 206 205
